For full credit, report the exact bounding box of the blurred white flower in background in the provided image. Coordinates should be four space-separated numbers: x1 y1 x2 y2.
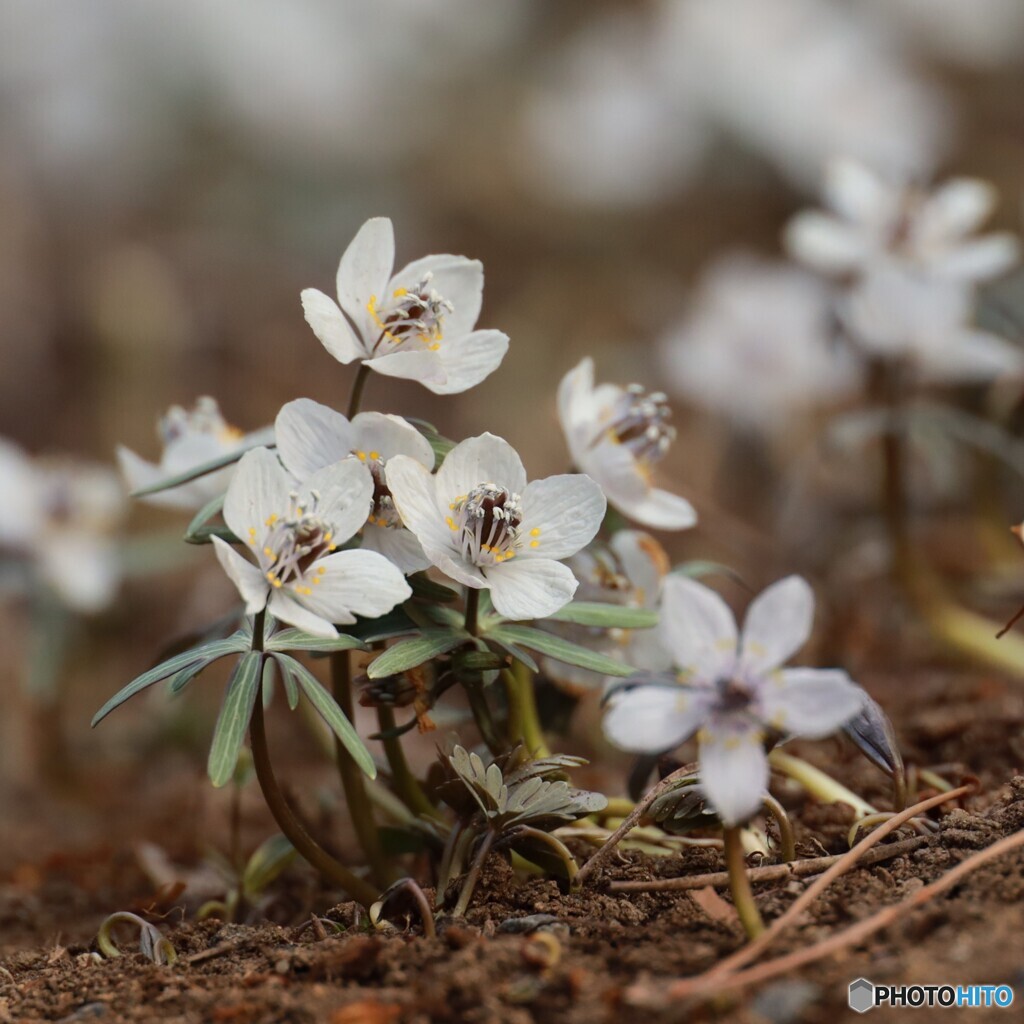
654 0 949 190
787 159 1023 380
0 439 126 613
544 530 672 694
274 398 435 574
659 254 859 431
117 397 273 511
558 358 697 531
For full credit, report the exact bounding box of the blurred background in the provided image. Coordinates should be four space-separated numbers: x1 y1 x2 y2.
3 0 1024 874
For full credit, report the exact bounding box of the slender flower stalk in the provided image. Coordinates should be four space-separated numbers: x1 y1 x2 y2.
503 661 550 758
376 705 441 821
723 826 765 939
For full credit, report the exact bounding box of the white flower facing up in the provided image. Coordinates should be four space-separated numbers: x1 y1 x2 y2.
603 575 865 826
558 358 696 531
301 218 509 395
0 439 126 614
785 158 1020 286
659 255 859 431
545 530 672 694
212 447 411 637
385 433 606 621
274 398 435 574
117 396 272 511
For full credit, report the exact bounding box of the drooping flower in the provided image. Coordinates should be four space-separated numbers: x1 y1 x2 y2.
301 218 509 395
117 397 272 510
274 397 434 574
785 159 1020 284
385 433 606 620
558 358 696 531
212 447 411 637
544 530 672 694
0 439 126 614
603 575 864 826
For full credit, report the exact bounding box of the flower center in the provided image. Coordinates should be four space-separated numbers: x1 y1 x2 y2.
446 483 523 566
251 491 338 595
366 458 401 530
600 385 675 464
367 273 453 354
714 676 755 713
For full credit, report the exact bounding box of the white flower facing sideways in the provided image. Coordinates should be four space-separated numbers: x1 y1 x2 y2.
603 575 865 826
274 398 434 574
385 433 606 620
117 397 273 511
558 357 696 531
301 217 509 395
212 447 411 638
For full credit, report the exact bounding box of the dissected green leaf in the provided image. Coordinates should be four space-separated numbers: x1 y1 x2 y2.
92 633 249 726
367 630 468 678
184 493 229 545
485 625 635 677
265 628 367 654
273 655 376 778
346 608 420 643
208 651 263 787
485 635 539 673
241 834 296 897
543 601 658 628
131 444 271 498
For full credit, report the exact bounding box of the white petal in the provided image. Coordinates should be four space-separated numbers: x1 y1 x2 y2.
212 535 269 614
390 254 484 338
556 357 596 465
763 668 865 738
301 457 374 546
336 217 394 344
0 440 39 546
436 433 528 504
427 545 489 589
274 398 356 480
699 722 769 827
740 576 814 675
784 212 870 275
823 158 897 227
519 474 606 560
426 329 509 395
116 446 199 511
916 328 1024 383
369 349 447 384
300 549 412 623
301 288 365 363
625 488 698 531
610 530 670 607
915 178 996 244
361 522 432 574
384 455 453 555
40 535 120 614
658 575 738 682
268 590 338 637
932 234 1020 282
351 412 434 468
603 684 711 754
485 557 577 620
223 448 291 542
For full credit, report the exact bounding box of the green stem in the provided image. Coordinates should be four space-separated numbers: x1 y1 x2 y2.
502 662 550 757
761 794 796 863
346 362 372 419
724 827 765 940
769 749 875 818
249 688 378 907
330 651 392 887
465 680 504 756
464 587 480 637
452 830 495 917
376 705 442 821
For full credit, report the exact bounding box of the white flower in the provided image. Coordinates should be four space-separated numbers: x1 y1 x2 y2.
604 575 864 826
301 218 509 395
0 439 126 614
385 433 606 620
117 397 272 511
558 358 696 531
785 159 1020 285
274 397 435 574
545 530 672 694
659 255 859 430
212 447 411 638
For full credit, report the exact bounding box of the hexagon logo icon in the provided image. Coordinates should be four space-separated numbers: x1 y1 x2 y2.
848 978 874 1014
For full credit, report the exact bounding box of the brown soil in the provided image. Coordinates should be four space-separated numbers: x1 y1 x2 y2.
3 669 1024 1024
